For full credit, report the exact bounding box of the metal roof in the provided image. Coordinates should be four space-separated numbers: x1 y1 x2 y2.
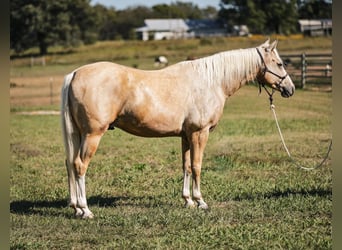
136 19 189 32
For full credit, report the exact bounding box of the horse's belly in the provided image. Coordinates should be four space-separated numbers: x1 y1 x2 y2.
112 115 183 137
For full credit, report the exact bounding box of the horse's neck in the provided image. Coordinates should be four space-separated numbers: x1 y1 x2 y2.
213 48 261 97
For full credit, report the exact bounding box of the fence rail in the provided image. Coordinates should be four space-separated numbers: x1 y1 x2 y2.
281 53 332 89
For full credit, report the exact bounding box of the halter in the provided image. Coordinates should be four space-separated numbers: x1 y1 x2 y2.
256 47 288 104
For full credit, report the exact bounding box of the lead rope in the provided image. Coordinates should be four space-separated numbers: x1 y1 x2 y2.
268 95 332 171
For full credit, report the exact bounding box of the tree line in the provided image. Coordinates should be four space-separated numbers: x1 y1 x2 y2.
10 0 332 55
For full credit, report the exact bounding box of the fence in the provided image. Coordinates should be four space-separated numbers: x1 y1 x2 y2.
11 53 332 107
281 53 332 89
10 75 64 107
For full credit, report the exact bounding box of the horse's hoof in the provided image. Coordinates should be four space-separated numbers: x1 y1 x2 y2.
184 199 196 208
197 201 209 210
74 208 94 219
82 212 94 219
74 208 83 218
198 204 209 210
81 209 94 219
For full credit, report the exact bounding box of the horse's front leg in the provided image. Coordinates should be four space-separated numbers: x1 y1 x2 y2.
181 136 195 208
189 128 209 209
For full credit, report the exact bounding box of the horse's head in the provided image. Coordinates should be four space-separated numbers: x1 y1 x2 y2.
256 39 295 98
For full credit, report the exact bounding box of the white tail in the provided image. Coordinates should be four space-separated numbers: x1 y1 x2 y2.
61 72 95 218
61 72 80 165
61 72 93 218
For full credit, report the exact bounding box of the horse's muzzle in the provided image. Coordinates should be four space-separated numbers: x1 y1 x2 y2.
280 85 295 98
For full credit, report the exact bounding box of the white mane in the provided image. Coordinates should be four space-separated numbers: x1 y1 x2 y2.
187 48 261 88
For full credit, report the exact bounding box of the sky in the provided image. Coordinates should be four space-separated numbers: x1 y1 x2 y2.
90 0 221 10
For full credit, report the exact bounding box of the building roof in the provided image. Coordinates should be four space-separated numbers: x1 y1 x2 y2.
136 19 189 32
298 19 332 31
185 19 223 30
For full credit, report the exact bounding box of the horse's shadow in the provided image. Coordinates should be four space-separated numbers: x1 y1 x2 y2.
233 187 331 202
10 187 331 217
9 195 166 217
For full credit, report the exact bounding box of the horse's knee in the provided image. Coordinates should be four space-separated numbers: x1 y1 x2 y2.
191 164 201 176
73 157 87 176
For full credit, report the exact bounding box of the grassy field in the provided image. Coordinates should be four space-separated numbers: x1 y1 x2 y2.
10 36 332 249
10 86 332 249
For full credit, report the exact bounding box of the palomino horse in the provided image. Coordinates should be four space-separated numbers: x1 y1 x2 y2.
61 39 295 218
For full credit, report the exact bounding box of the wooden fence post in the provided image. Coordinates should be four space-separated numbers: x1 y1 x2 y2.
50 77 53 105
301 53 306 89
42 56 46 67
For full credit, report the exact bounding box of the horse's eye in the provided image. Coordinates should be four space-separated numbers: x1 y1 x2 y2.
277 63 283 67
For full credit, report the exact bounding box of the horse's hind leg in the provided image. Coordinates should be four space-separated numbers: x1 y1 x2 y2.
66 159 83 217
64 126 84 217
73 132 103 219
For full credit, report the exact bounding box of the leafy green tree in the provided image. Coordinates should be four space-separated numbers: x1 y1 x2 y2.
152 1 205 19
263 0 298 34
67 0 99 44
10 0 223 54
93 4 117 40
244 0 266 33
201 6 218 19
11 0 40 53
115 6 153 40
10 0 97 55
170 1 203 19
298 0 332 19
218 0 299 34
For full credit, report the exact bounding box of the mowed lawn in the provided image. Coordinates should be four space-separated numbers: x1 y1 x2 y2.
10 84 331 249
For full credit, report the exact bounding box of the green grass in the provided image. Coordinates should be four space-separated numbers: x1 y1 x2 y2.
10 85 332 249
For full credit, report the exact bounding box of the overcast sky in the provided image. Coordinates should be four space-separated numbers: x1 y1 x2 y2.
90 0 220 10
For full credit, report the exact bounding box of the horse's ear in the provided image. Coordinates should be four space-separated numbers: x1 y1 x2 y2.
260 38 270 48
270 40 278 51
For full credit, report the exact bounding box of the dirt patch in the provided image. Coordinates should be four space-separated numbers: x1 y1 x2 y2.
16 110 60 115
11 143 42 158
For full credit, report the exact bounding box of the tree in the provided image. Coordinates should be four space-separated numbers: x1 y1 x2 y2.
201 6 218 19
10 1 222 54
218 0 254 32
218 0 332 34
298 0 332 19
11 0 40 53
152 1 206 19
244 0 266 33
218 0 298 34
67 0 99 45
263 0 298 34
92 4 117 40
115 6 153 40
10 0 97 55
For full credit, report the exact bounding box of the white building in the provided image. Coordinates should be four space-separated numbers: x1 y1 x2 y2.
136 19 189 41
298 19 332 36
